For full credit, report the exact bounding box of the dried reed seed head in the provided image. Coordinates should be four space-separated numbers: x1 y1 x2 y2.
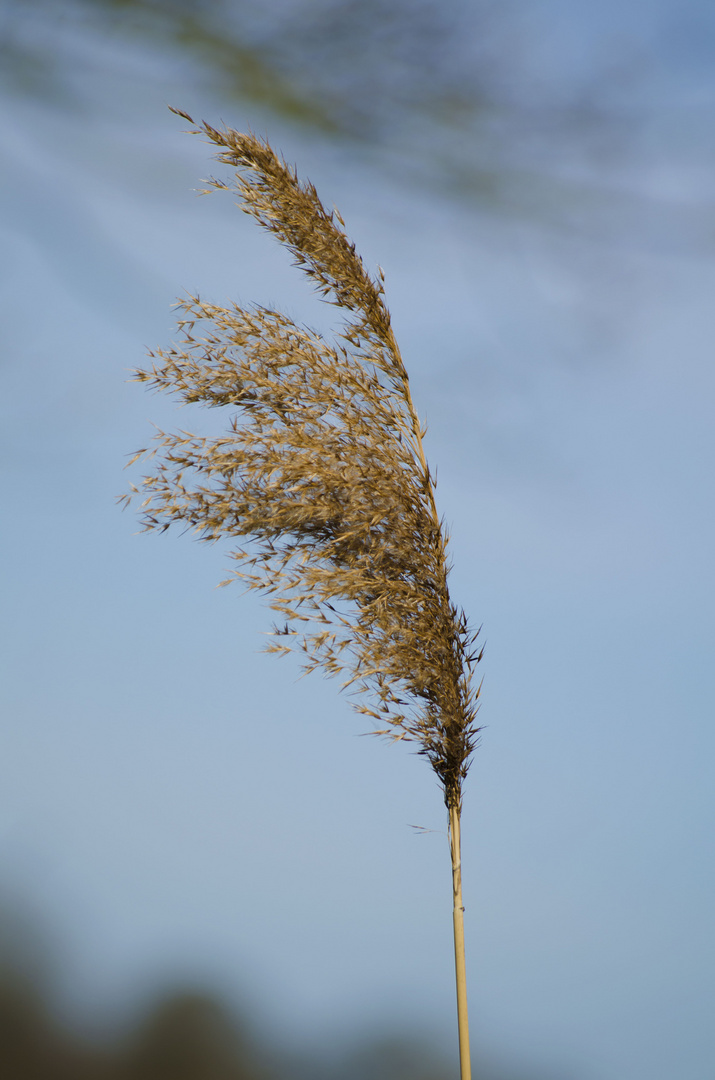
127 111 482 806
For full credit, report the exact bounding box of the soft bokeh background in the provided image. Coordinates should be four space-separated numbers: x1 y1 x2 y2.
1 2 714 1077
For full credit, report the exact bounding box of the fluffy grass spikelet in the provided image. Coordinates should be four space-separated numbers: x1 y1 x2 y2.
122 109 482 808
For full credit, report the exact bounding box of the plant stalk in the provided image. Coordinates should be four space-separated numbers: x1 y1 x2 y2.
449 801 471 1080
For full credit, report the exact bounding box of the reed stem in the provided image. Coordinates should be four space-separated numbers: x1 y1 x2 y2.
449 801 471 1080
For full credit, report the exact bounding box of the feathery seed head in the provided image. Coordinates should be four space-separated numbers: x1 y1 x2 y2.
124 109 482 807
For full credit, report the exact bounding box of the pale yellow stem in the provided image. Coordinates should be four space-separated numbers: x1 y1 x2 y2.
449 801 471 1080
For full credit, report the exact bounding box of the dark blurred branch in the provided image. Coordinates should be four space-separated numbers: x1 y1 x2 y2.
1 0 505 139
1 0 634 210
2 0 711 333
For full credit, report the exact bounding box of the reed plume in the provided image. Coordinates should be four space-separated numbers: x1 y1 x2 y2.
122 107 483 1079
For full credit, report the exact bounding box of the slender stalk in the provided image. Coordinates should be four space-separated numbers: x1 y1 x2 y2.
450 800 471 1080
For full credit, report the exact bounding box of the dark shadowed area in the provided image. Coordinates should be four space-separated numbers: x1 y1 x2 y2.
0 907 567 1080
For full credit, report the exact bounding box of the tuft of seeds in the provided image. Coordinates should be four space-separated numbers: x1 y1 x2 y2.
122 108 482 810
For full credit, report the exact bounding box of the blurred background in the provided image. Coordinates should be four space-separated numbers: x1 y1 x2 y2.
1 1 714 1077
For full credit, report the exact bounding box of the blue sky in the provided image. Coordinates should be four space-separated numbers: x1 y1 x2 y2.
1 3 714 1077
